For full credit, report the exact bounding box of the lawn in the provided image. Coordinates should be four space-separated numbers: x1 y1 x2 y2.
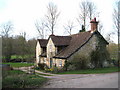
2 70 47 88
2 62 34 67
58 67 119 74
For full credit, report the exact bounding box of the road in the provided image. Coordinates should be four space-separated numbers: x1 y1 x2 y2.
42 72 118 88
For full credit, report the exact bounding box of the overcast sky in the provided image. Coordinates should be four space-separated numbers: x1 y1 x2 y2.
0 0 117 43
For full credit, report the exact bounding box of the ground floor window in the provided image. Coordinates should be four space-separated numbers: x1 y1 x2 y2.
43 58 46 63
59 60 62 67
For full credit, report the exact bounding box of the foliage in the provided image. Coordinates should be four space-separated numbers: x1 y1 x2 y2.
90 34 111 68
2 35 36 62
79 25 85 32
107 43 118 61
63 60 71 71
2 63 34 68
90 48 110 68
51 66 59 74
38 63 49 70
45 68 53 72
69 55 89 70
67 64 76 71
2 37 13 61
58 67 119 74
2 70 47 88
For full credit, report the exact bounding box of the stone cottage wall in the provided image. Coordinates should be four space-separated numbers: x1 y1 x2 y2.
36 41 42 64
67 34 98 66
52 58 65 67
47 38 56 58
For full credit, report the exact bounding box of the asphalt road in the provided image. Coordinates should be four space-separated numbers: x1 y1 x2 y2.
42 72 118 88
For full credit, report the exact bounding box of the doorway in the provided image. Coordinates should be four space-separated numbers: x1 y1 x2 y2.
50 58 53 68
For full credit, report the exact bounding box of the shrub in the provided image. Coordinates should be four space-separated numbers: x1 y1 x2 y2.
2 70 47 88
38 63 48 70
51 66 59 74
70 55 89 70
67 64 76 71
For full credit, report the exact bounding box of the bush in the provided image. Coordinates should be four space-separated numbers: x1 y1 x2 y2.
111 59 119 67
38 63 48 70
67 64 76 71
51 66 59 74
70 55 89 70
2 70 47 88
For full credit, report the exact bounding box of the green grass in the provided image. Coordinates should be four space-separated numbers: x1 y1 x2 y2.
2 62 34 67
2 55 34 59
58 67 119 74
2 70 47 88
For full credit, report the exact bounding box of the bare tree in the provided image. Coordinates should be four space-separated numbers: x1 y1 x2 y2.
63 21 75 35
77 1 89 30
87 2 97 21
0 21 13 37
113 0 120 65
35 20 46 39
45 2 60 35
98 21 104 34
77 1 97 31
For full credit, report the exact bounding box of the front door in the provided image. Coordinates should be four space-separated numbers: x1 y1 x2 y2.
50 58 53 68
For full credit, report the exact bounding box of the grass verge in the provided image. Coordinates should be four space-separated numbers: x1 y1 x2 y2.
2 70 47 88
2 62 34 67
58 67 119 74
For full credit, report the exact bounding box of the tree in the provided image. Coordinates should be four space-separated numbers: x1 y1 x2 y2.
79 25 85 32
35 20 46 39
107 43 118 60
0 21 13 62
87 1 97 21
113 0 120 66
98 21 104 34
0 21 13 37
63 20 75 35
77 1 97 31
45 2 60 35
27 39 36 62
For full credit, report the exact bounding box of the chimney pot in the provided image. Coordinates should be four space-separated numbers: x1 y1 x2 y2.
90 17 98 32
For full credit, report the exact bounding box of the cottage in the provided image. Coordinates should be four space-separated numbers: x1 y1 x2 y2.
36 18 109 68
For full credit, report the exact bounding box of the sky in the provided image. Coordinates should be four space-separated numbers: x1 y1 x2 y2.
0 0 118 43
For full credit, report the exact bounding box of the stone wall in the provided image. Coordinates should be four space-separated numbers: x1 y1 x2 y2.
47 38 56 58
68 34 98 61
36 41 42 64
67 33 109 68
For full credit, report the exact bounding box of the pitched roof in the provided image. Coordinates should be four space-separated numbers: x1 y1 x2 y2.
37 31 108 59
49 35 71 46
54 31 93 59
38 39 48 47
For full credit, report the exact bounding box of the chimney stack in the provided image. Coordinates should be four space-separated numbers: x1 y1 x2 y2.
90 18 98 32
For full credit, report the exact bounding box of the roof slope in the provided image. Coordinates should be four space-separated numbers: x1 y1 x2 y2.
38 39 48 47
37 31 108 59
50 35 71 46
54 31 93 59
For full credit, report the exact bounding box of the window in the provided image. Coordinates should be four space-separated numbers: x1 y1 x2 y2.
59 60 62 67
49 45 52 52
43 59 46 63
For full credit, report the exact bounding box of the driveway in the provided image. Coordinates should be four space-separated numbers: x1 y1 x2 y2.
42 72 118 88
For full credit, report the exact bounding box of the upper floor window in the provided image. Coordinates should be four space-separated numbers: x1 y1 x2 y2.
49 45 52 52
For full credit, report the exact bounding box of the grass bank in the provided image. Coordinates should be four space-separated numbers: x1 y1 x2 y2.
58 67 119 74
2 62 34 67
2 70 47 88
